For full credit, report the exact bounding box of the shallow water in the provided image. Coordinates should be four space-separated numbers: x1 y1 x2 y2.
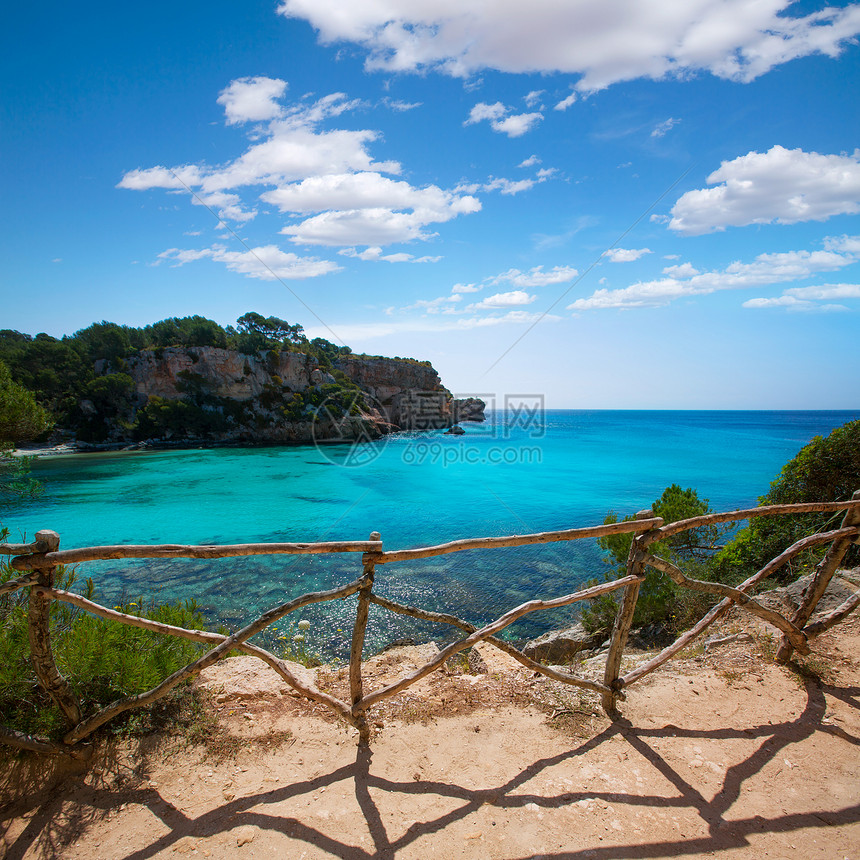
9 409 857 656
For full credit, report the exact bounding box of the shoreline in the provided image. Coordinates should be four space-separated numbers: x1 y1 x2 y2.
11 436 392 459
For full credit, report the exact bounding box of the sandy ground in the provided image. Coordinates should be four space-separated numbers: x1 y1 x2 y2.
2 610 859 860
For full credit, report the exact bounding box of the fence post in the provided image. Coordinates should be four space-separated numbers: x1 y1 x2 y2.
27 530 82 727
350 531 379 743
776 489 860 663
602 511 655 717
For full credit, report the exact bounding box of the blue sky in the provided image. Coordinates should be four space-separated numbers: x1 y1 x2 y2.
3 0 859 408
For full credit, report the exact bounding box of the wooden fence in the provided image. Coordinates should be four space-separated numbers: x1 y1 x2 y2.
1 493 859 758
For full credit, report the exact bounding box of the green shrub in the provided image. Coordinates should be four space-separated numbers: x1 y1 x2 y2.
0 555 209 740
581 485 730 636
715 419 860 582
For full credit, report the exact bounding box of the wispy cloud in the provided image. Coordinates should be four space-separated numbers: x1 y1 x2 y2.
464 101 543 137
603 247 652 263
569 236 859 311
120 82 481 249
651 117 680 138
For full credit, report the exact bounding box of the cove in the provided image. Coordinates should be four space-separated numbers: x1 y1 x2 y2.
8 409 858 657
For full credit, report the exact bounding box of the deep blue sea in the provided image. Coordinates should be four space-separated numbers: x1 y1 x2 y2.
8 410 858 656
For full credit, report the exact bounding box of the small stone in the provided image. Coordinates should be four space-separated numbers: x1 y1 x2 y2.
235 826 256 847
464 831 483 840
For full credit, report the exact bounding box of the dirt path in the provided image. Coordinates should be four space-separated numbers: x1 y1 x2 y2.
2 611 859 859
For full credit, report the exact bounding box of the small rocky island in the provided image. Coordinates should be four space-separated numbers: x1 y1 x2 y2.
0 313 484 450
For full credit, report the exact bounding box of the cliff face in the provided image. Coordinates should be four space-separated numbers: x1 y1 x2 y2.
87 347 483 447
332 356 454 430
125 347 324 402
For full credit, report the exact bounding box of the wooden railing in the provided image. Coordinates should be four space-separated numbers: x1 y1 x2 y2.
1 493 859 758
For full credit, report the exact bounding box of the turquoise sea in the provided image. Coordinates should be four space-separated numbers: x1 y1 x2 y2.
8 410 859 656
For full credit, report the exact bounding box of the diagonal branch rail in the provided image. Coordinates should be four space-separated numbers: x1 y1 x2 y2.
642 553 811 653
368 593 615 697
359 575 640 711
34 587 352 721
64 578 363 744
620 525 859 687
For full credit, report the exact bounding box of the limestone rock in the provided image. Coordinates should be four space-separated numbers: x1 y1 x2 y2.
756 570 857 619
523 622 607 664
333 355 453 429
452 397 486 423
195 655 316 701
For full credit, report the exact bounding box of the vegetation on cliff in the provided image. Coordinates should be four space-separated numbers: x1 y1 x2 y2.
0 313 444 445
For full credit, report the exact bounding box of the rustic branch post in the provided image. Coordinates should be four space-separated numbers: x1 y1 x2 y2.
350 531 380 743
26 530 82 727
776 489 860 663
602 510 663 716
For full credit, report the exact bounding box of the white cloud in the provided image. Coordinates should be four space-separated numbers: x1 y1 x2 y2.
339 246 441 263
456 169 556 197
662 262 699 278
216 77 288 125
465 101 543 137
278 1 860 89
569 237 859 311
451 282 482 293
743 281 860 313
464 101 507 125
519 155 541 168
118 164 204 191
492 112 543 138
670 146 860 235
554 90 577 111
120 83 480 245
411 294 463 312
262 172 472 214
456 310 558 328
281 194 480 246
651 117 680 138
303 309 559 342
468 290 536 310
192 191 257 223
785 283 860 300
483 177 535 195
120 95 397 200
825 234 860 255
158 244 340 280
742 296 849 313
490 264 579 287
603 247 652 263
382 98 422 111
524 90 544 107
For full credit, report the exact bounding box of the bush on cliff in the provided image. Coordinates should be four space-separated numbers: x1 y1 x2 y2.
581 484 730 637
715 418 860 581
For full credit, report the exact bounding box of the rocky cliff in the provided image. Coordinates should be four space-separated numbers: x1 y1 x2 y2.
125 347 326 403
83 346 483 447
